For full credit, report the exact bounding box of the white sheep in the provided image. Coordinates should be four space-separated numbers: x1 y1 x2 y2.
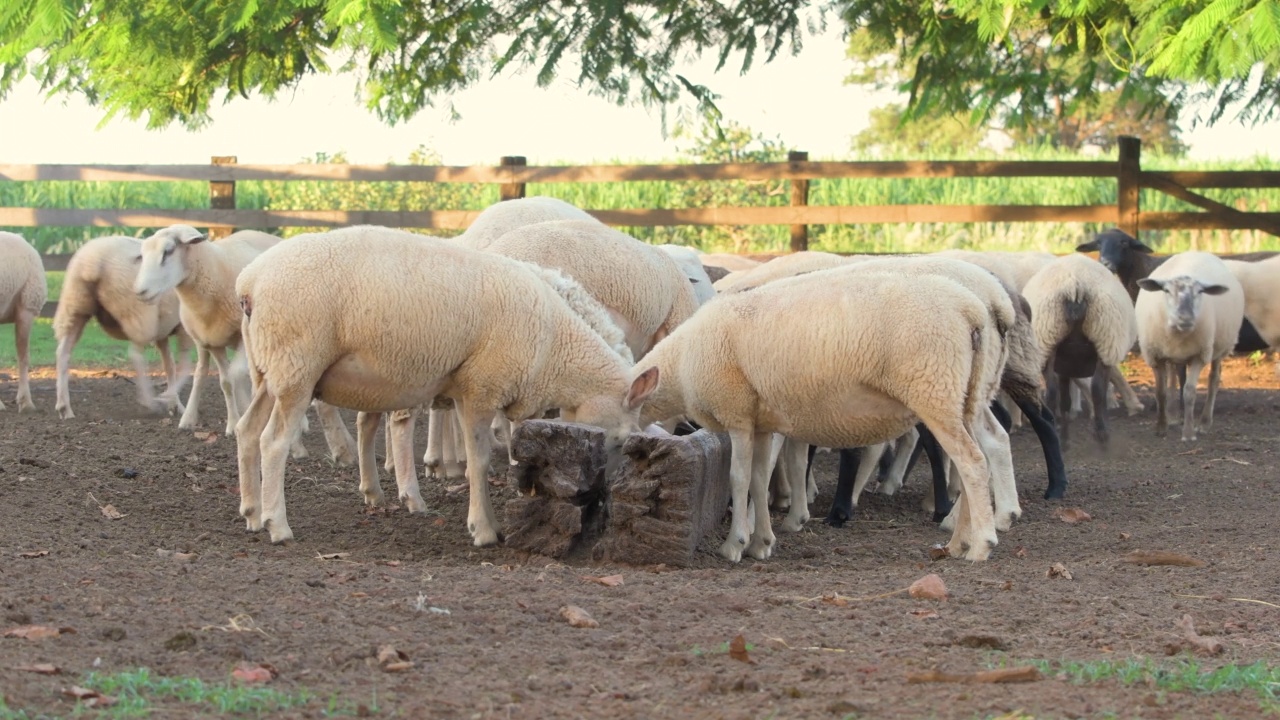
460 195 595 250
632 265 1007 563
233 225 658 545
133 224 359 464
699 253 763 273
1022 253 1138 447
1136 251 1245 441
53 235 194 420
1223 255 1280 356
657 244 716 305
0 232 47 412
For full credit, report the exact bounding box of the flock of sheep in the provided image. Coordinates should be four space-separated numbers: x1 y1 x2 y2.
2 198 1278 564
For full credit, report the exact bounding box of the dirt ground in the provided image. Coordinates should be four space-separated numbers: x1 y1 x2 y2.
2 358 1280 719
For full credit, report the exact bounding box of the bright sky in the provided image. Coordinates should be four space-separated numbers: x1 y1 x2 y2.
0 27 1275 166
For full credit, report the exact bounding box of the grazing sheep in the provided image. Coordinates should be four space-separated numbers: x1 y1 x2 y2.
233 225 657 545
53 235 194 420
632 266 1008 563
1136 251 1245 441
1022 253 1138 448
0 232 47 412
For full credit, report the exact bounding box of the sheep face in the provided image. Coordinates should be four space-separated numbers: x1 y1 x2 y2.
566 368 660 456
135 224 207 302
1137 276 1229 333
1077 229 1153 276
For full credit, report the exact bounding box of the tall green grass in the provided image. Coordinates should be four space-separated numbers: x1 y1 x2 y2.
2 145 1277 256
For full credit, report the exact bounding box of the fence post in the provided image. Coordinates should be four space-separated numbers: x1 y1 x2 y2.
499 156 527 202
209 155 237 239
788 151 810 252
1117 137 1141 237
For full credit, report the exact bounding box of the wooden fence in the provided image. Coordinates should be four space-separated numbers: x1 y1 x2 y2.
2 135 1277 318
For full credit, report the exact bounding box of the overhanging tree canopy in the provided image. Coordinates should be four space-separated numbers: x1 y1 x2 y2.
0 0 1276 131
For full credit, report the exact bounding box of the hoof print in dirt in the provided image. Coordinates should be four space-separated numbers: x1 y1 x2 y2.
595 428 731 568
502 420 610 559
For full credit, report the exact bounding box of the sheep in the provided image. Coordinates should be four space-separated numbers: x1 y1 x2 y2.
233 225 658 545
1136 251 1245 441
631 265 1008 562
474 219 700 360
699 253 763 273
1022 253 1138 448
53 235 194 420
0 232 47 412
1223 255 1280 358
460 195 595 250
133 224 358 464
657 244 716 305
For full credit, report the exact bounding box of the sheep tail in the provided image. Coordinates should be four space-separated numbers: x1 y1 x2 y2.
1062 296 1087 328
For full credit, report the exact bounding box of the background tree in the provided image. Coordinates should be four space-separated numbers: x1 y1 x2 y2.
0 0 1276 132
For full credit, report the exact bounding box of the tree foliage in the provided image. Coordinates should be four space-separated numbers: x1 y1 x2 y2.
0 0 1276 131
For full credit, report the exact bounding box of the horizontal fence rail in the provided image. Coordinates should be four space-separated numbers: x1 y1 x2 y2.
4 136 1276 319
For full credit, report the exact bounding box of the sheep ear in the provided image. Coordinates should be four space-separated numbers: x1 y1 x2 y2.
625 367 660 411
1200 283 1230 296
178 230 209 245
1137 278 1165 292
1075 240 1099 252
1133 242 1154 254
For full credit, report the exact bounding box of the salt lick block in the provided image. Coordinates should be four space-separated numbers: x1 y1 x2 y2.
594 429 732 567
502 420 609 559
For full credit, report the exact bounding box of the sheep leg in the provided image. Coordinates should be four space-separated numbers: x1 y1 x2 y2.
179 345 211 429
1110 365 1143 416
384 413 396 472
805 445 818 504
457 400 500 547
444 409 468 479
1055 372 1073 449
313 400 357 466
915 424 953 523
1014 396 1067 500
423 407 446 478
157 333 192 417
824 447 862 527
355 411 388 507
767 434 790 510
1091 363 1112 447
924 418 996 562
127 342 161 413
745 430 777 560
1200 358 1224 434
389 409 427 513
54 318 86 419
720 429 756 563
977 406 1020 532
12 307 35 412
1152 362 1169 436
848 442 887 510
879 428 920 496
235 382 275 533
258 390 311 544
206 346 244 436
779 438 812 532
1181 359 1206 442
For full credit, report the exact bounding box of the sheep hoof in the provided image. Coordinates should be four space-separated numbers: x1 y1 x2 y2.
995 512 1018 533
242 513 263 533
56 405 74 420
401 495 428 514
746 536 774 560
18 400 36 413
877 481 902 496
823 504 853 528
178 417 198 430
780 515 807 533
718 540 745 563
939 512 957 533
266 521 294 544
362 489 387 507
469 523 499 547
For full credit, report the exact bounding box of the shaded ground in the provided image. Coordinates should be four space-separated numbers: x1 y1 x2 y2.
1 358 1279 719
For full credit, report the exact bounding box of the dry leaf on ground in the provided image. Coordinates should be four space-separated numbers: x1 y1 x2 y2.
100 504 126 520
907 667 1041 684
1047 563 1073 580
729 634 753 663
909 609 939 620
13 663 61 674
17 550 48 558
62 686 116 707
1053 507 1092 524
582 574 624 587
1176 614 1225 656
560 605 599 629
1121 550 1206 568
377 644 414 672
908 574 948 600
231 661 278 684
315 552 351 561
4 625 75 640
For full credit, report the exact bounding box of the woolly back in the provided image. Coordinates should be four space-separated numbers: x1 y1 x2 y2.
520 262 634 363
1024 254 1136 367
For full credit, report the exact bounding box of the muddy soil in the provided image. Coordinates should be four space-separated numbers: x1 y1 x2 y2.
1 360 1279 719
